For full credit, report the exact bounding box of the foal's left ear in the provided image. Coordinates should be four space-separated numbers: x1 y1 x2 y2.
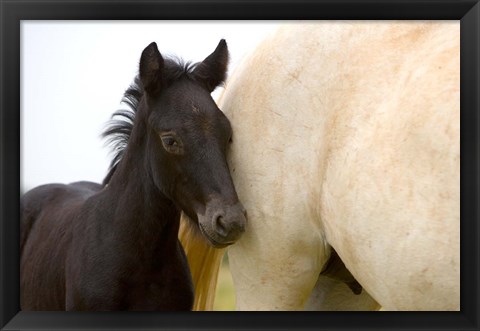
192 39 229 93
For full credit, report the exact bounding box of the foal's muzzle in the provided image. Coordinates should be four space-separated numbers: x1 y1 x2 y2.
198 201 247 248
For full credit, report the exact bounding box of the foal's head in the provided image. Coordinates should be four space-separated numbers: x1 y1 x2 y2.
136 40 246 247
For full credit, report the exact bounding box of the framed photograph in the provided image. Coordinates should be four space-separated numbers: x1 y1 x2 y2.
1 0 478 330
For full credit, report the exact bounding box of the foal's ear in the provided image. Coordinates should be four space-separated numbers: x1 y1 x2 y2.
139 42 164 95
193 39 229 93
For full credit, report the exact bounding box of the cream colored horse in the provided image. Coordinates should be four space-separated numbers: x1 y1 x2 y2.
180 21 460 311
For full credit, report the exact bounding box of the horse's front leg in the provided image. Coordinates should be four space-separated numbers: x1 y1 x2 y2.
65 258 125 311
65 278 126 311
228 211 328 311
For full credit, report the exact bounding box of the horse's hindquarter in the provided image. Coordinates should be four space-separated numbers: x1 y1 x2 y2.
317 22 460 310
223 22 459 311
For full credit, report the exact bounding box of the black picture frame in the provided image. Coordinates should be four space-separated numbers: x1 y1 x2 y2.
1 0 478 330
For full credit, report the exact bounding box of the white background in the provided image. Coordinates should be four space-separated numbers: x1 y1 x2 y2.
21 21 282 193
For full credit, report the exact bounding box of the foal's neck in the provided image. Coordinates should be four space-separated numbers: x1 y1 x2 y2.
104 112 181 253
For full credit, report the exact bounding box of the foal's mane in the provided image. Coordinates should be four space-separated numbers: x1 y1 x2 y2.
102 57 198 186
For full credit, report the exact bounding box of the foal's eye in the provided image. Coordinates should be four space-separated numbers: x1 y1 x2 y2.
160 134 183 154
162 136 177 147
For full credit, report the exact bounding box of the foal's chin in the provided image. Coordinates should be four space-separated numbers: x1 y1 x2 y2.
197 222 236 249
180 201 247 248
180 212 232 248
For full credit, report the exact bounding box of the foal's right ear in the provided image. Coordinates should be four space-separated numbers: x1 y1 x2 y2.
139 42 164 95
192 39 229 93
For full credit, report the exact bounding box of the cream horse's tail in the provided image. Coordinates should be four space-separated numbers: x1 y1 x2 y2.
178 213 225 310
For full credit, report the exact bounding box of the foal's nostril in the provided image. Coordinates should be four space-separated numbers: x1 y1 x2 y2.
209 204 247 243
214 213 228 237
